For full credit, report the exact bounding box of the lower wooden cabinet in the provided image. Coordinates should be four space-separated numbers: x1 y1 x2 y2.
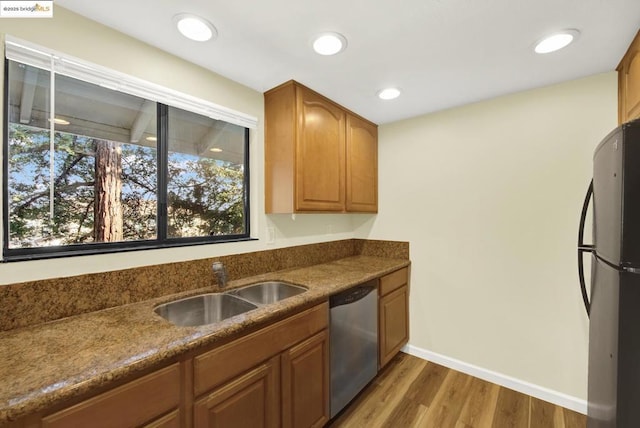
194 329 330 428
13 274 413 428
281 330 330 428
194 356 280 428
20 304 329 428
379 268 410 368
193 303 329 428
144 410 181 428
41 364 181 428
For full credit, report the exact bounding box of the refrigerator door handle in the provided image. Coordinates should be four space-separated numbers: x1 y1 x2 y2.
578 180 594 317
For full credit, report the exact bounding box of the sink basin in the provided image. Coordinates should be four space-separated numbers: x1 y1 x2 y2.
154 293 257 327
229 281 307 305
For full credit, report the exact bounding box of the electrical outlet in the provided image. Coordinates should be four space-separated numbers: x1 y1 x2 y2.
267 227 276 244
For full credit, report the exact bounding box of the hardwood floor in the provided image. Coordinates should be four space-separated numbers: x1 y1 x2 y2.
327 352 586 428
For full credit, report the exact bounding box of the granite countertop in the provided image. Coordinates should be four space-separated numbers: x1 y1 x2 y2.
0 255 409 424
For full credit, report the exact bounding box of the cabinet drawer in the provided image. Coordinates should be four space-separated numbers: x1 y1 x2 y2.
143 410 181 428
194 302 328 396
42 363 180 428
379 267 408 296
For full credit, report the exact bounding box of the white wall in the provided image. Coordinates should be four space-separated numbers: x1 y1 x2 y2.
355 72 617 401
0 7 357 285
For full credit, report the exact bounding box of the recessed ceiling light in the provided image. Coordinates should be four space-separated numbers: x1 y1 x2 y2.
174 13 217 42
210 147 223 152
377 88 401 100
534 29 580 54
48 117 70 125
313 32 347 56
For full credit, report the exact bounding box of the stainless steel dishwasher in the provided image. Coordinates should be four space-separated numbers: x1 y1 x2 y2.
330 279 378 418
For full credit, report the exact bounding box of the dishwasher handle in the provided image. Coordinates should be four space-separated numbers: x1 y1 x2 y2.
330 283 376 308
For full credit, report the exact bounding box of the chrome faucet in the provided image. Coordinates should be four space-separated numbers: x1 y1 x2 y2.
212 261 228 288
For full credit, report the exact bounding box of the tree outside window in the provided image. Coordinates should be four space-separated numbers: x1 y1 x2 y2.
4 60 249 259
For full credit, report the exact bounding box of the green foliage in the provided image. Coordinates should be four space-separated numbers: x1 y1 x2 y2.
167 155 245 237
7 124 245 249
8 126 95 247
120 144 158 240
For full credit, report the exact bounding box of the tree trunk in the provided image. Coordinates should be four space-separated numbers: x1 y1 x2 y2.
93 139 123 242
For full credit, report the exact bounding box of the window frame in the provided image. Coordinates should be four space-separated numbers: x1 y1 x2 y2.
2 45 254 262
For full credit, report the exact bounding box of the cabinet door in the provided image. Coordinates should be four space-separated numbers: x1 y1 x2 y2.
619 31 640 124
379 285 409 368
346 114 378 212
281 330 330 428
194 357 280 428
295 87 346 211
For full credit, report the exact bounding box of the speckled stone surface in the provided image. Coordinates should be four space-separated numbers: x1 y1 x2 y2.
355 239 410 259
0 239 408 332
0 240 409 424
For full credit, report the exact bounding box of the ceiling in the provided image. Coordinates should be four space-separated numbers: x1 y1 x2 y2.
55 0 640 125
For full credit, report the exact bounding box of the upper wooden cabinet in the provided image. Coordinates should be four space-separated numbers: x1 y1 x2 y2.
265 80 378 213
618 30 640 124
346 115 378 212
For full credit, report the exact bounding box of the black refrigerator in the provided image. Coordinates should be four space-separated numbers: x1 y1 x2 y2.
578 118 640 427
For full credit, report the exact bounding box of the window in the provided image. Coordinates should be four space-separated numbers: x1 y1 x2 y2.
166 107 248 239
3 37 255 261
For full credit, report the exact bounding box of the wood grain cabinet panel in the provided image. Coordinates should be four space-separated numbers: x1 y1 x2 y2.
281 330 330 428
379 267 408 296
265 80 378 213
194 302 328 396
346 114 378 212
193 357 280 428
41 364 181 428
379 286 409 368
296 88 346 211
618 30 640 124
143 410 181 428
379 268 410 368
193 302 330 428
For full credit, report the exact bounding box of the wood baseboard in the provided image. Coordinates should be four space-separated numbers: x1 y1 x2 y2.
402 344 588 415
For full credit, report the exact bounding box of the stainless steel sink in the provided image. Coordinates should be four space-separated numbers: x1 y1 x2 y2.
154 293 257 327
229 281 307 305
